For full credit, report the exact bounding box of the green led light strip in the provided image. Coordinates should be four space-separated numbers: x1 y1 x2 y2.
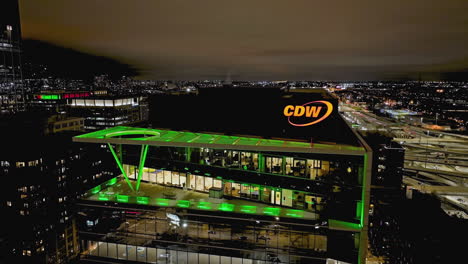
263 207 281 216
155 198 170 206
90 181 309 219
285 209 304 218
107 143 135 192
197 202 212 210
240 205 257 214
218 203 235 212
136 145 149 191
107 177 118 186
177 200 191 208
137 196 149 205
98 193 109 201
116 194 129 203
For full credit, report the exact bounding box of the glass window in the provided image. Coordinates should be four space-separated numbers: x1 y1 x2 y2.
210 255 220 264
180 173 187 188
285 157 293 175
149 170 156 183
196 175 204 191
226 151 240 168
188 252 198 264
142 167 150 182
204 177 213 191
156 170 164 184
189 174 196 190
163 170 171 185
172 171 180 186
89 241 98 256
240 184 250 198
178 250 188 264
213 179 222 188
136 246 146 262
107 243 117 259
157 248 168 263
199 254 209 264
221 256 231 264
274 190 282 205
147 248 156 263
127 245 136 261
117 243 126 260
98 242 107 257
95 99 105 106
211 149 225 167
262 187 272 203
240 152 259 171
223 182 232 196
293 191 305 209
231 183 240 197
266 156 282 174
251 186 260 200
293 159 306 178
104 100 113 107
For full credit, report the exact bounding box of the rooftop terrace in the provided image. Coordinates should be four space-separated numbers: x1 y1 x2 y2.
73 126 366 155
83 177 318 221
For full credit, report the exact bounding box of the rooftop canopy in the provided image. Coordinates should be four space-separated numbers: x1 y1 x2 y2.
73 126 366 155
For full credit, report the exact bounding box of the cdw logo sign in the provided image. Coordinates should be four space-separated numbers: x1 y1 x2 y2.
283 101 333 127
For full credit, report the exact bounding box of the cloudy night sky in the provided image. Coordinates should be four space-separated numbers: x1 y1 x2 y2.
19 0 468 81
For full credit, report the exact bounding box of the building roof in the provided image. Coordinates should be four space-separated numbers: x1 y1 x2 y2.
74 126 366 155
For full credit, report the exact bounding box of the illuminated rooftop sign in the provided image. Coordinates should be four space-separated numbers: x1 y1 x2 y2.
283 100 333 127
63 92 91 99
37 94 60 100
36 92 92 100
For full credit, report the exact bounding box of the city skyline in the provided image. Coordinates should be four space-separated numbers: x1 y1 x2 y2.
1 1 467 264
19 0 468 81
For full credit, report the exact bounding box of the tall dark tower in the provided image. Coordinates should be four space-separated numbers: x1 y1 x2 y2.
0 0 24 113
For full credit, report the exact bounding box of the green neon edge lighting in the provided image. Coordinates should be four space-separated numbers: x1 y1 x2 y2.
177 200 191 208
107 143 135 192
263 207 281 216
75 126 366 152
285 209 304 218
136 145 149 191
357 153 368 264
360 153 367 228
107 177 118 186
136 196 149 205
240 205 256 214
98 193 109 201
116 194 129 203
91 185 101 194
218 203 235 212
155 198 170 206
197 201 212 210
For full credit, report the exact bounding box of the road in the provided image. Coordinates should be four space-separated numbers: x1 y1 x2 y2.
339 102 468 216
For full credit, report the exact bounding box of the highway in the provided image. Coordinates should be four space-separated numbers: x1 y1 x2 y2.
339 103 468 217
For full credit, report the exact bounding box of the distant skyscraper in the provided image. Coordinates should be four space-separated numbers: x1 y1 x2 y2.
0 0 24 113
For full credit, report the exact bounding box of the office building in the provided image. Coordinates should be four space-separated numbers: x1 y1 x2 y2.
74 88 372 264
28 90 107 113
0 0 24 113
0 128 118 264
67 95 148 130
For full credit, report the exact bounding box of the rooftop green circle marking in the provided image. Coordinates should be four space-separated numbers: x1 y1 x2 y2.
103 129 161 140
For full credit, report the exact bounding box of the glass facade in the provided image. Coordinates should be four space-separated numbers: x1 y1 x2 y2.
123 146 364 223
78 139 368 264
123 165 325 212
79 206 333 264
144 147 362 186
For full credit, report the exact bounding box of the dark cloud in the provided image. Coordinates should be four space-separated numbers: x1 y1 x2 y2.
19 0 468 80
